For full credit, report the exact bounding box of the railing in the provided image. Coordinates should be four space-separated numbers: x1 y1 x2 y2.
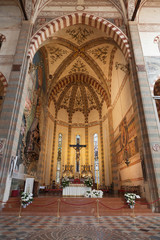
1 197 159 218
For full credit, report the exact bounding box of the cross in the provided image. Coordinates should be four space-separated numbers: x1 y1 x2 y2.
70 139 86 172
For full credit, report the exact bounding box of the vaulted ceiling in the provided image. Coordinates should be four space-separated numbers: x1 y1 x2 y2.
37 23 128 122
25 0 157 123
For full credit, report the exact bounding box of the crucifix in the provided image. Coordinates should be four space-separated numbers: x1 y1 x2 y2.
70 138 86 172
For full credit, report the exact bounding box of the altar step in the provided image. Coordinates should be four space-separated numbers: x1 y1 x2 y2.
1 196 159 216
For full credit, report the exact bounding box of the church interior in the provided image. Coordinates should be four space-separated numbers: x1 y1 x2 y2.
0 0 160 238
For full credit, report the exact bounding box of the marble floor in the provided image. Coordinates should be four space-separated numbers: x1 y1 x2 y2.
0 215 160 240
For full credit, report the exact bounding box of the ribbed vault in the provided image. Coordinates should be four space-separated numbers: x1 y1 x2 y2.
49 73 108 121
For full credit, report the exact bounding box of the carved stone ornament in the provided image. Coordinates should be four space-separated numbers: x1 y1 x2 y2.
25 0 32 19
152 144 160 152
128 0 136 20
0 138 6 154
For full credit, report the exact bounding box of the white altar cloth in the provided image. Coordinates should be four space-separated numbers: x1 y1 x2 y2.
63 184 91 196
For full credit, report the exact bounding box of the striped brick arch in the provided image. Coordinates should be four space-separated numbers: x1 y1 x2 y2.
0 72 8 96
49 73 109 106
28 13 131 60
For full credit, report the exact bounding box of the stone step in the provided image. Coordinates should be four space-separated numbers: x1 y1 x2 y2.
1 196 155 216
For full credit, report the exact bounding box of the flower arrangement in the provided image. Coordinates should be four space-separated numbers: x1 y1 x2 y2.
84 189 103 198
85 190 92 198
84 177 93 187
21 192 33 208
124 193 140 208
61 176 70 188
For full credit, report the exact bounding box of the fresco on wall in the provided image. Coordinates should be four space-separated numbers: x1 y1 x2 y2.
114 109 139 165
15 49 47 176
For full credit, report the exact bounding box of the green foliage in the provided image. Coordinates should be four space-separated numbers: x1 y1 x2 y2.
124 193 140 206
84 177 93 187
61 177 69 188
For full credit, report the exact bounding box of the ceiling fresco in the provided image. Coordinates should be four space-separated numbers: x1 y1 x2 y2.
28 0 136 123
50 78 103 121
34 23 128 122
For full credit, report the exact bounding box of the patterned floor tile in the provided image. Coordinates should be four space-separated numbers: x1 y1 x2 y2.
0 216 160 239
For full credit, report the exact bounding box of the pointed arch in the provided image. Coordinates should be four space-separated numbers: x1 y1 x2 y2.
28 13 130 60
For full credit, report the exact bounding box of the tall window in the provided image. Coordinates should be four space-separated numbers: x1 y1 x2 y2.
56 133 62 183
94 133 99 183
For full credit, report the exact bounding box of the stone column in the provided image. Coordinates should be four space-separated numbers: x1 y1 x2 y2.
107 106 118 192
0 21 33 202
99 120 105 186
85 125 89 165
128 21 160 212
67 123 72 165
50 119 57 183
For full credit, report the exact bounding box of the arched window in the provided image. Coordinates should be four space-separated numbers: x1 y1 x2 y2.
94 133 99 184
56 133 62 183
153 79 160 121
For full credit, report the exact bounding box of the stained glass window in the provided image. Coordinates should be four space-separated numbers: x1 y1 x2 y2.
94 133 99 183
56 133 62 183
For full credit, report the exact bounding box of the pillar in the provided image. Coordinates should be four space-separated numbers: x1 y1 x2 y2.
128 21 160 211
0 21 33 201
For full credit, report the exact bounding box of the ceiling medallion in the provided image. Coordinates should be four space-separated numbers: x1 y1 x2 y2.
75 5 85 11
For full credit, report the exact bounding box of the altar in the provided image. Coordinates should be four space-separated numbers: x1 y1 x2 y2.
62 184 91 197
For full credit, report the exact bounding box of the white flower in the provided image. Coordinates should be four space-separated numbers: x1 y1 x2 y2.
124 192 140 206
136 195 140 198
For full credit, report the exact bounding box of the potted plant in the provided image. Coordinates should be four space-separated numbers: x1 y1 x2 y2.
21 192 33 208
124 193 140 208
